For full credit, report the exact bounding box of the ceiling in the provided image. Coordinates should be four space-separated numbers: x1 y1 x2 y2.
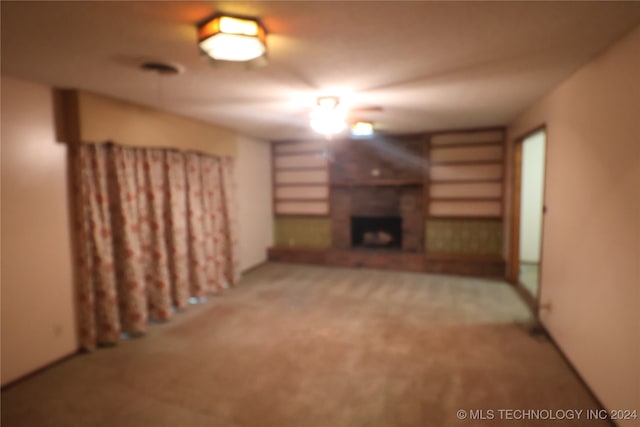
2 1 640 141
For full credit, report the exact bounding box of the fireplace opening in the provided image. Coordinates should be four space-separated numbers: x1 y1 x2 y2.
351 216 402 249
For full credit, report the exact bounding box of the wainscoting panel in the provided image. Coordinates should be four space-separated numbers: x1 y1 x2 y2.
425 218 503 255
274 216 331 248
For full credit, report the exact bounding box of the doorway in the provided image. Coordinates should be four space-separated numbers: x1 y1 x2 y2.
511 128 547 304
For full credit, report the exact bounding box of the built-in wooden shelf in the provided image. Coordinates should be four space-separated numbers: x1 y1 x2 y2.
429 197 503 202
330 179 423 188
429 178 504 184
272 140 330 216
428 215 503 220
430 159 504 166
275 198 328 203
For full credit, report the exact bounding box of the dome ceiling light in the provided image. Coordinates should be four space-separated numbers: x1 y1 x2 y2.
197 14 267 62
351 121 374 138
310 96 347 137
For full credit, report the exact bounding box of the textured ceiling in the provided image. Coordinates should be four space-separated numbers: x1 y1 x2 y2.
2 1 639 141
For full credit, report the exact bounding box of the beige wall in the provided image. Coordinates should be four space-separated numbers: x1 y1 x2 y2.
506 27 640 426
235 135 273 271
1 76 78 385
63 90 237 157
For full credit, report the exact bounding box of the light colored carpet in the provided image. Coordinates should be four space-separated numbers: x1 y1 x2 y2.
1 263 606 426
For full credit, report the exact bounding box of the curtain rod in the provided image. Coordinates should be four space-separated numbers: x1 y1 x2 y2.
81 140 233 159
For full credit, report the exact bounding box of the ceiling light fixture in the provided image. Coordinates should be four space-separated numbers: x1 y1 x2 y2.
310 96 347 137
351 121 374 138
197 14 267 62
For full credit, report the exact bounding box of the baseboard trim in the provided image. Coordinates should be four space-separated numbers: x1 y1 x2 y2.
241 260 269 275
511 280 538 314
540 324 618 427
1 350 80 391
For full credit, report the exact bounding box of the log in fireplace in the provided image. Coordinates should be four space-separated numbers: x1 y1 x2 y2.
351 216 403 249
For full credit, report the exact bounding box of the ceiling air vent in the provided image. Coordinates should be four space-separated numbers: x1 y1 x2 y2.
139 61 183 75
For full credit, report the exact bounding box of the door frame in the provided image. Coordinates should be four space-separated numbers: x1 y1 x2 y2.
509 124 548 310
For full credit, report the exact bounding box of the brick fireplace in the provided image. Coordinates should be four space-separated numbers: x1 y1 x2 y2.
329 136 424 252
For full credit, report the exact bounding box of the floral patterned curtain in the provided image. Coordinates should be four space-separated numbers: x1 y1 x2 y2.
220 158 241 284
73 142 239 351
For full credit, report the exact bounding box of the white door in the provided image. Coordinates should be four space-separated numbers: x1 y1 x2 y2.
518 130 546 298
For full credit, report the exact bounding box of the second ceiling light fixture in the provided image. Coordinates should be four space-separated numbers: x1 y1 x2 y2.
310 96 374 138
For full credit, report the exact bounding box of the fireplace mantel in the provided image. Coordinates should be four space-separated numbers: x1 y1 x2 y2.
330 179 423 188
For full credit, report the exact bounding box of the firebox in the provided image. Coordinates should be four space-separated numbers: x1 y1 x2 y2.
351 216 403 249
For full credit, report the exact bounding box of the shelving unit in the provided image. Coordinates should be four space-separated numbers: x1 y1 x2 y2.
426 130 505 219
272 141 330 216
